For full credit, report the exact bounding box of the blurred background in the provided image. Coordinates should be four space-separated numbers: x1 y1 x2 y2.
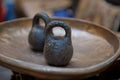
0 0 120 31
0 0 120 80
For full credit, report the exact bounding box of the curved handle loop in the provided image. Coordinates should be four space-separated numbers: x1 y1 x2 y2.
46 20 71 38
32 12 51 27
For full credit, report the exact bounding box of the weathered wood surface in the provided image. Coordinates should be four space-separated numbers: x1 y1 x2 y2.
0 18 119 80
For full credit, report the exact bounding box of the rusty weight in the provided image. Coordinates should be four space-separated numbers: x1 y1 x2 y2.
28 12 51 51
44 20 73 66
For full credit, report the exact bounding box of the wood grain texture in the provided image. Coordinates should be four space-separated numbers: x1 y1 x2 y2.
0 18 119 79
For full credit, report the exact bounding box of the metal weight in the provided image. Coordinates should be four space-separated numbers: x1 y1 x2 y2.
44 20 73 66
28 12 51 51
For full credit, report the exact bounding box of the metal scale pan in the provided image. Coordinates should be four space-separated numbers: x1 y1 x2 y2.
0 18 119 80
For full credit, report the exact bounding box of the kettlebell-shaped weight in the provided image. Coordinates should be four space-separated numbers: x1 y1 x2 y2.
44 20 73 66
28 12 51 51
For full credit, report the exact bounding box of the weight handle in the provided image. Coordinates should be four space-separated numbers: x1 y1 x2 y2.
46 20 71 38
32 12 50 27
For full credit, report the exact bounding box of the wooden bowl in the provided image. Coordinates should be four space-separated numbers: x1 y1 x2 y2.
0 18 119 80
